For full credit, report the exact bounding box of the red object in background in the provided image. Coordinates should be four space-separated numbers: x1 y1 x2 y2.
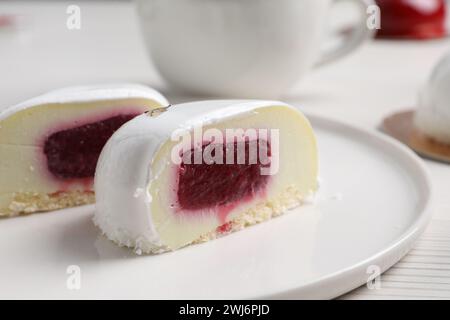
0 15 16 28
376 0 447 39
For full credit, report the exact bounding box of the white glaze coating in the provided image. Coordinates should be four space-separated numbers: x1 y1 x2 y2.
415 53 450 144
0 83 169 121
94 100 302 253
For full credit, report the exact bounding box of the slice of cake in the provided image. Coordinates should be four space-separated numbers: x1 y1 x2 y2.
94 100 318 254
0 84 168 216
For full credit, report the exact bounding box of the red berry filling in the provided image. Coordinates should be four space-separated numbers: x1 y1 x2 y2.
44 114 138 179
177 139 271 211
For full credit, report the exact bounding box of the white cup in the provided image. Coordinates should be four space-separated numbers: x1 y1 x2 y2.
137 0 374 98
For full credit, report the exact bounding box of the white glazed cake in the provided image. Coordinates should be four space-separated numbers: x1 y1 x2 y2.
414 53 450 145
0 84 168 216
94 100 318 254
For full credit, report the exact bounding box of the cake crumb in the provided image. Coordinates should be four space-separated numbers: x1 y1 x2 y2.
133 188 144 198
303 190 318 205
317 176 323 188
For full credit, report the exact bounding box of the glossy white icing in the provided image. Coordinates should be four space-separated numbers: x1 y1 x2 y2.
0 83 169 121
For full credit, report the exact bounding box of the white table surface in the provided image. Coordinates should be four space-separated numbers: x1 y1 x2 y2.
1 1 450 299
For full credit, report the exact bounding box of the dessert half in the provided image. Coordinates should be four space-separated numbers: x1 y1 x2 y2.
94 100 318 254
0 84 168 216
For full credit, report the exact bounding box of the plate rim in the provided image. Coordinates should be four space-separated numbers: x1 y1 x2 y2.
257 112 434 299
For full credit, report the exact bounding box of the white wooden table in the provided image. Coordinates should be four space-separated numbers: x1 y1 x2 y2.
1 1 450 299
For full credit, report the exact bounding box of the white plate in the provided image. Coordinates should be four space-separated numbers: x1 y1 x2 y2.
0 114 433 299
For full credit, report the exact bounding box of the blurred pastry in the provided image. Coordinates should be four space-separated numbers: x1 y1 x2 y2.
415 53 450 145
383 53 450 163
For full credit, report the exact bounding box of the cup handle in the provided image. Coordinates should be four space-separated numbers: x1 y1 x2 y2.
316 0 376 66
